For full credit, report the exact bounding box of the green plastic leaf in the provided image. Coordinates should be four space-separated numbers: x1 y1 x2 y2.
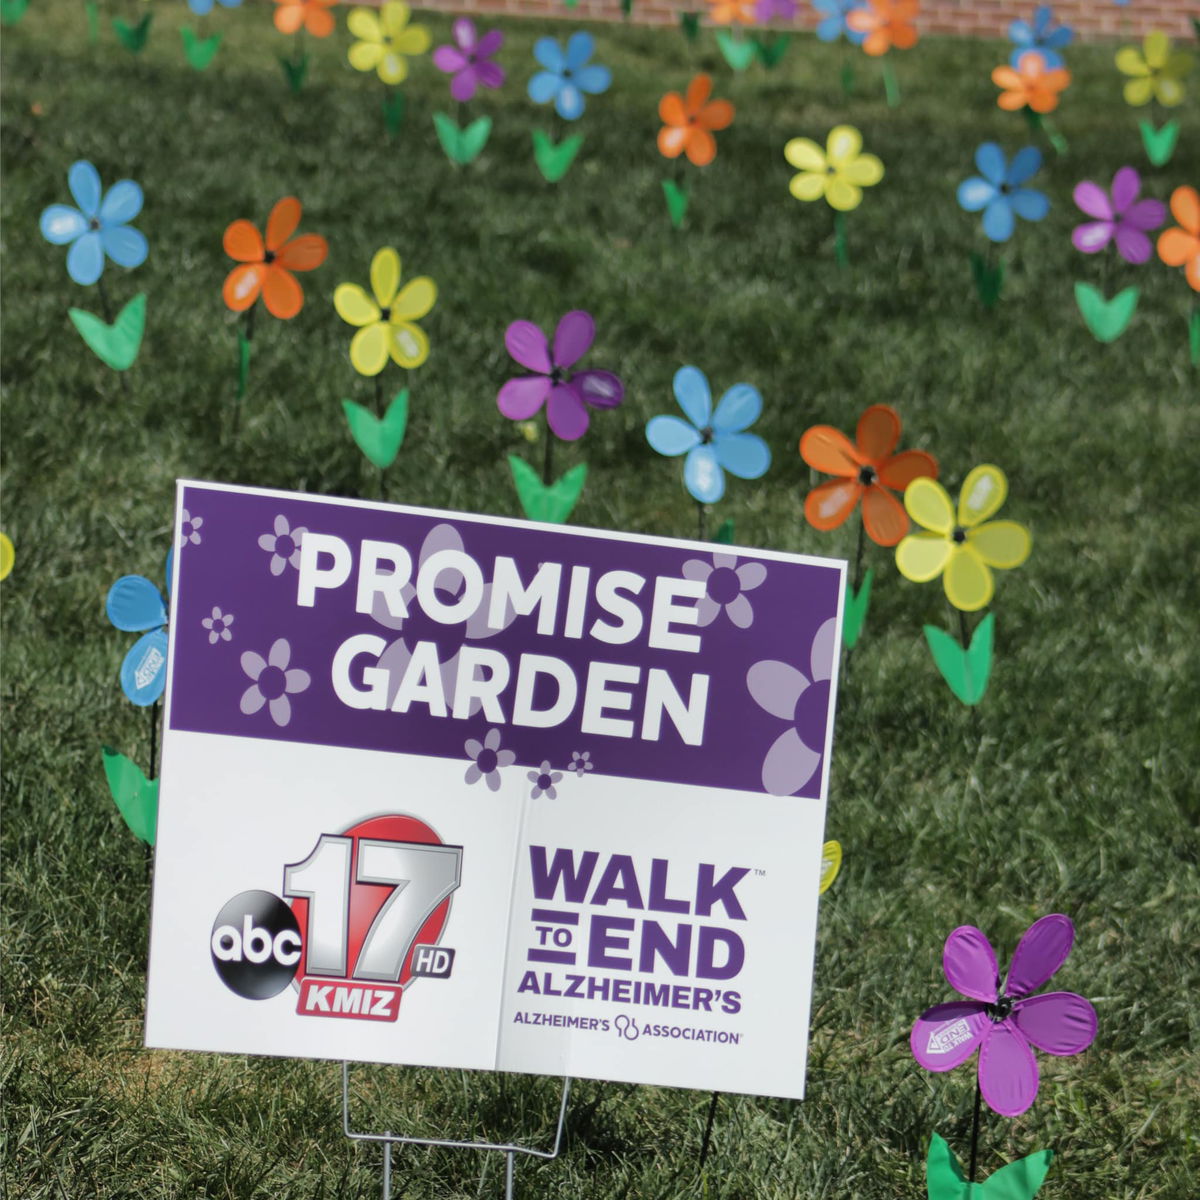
926 1133 968 1200
662 179 689 230
101 746 159 845
382 92 407 137
924 612 994 706
679 11 700 41
1074 282 1138 344
508 456 587 524
236 329 251 401
979 1150 1054 1200
434 112 490 164
1190 308 1199 367
1139 118 1179 167
752 33 790 68
343 389 409 469
113 11 152 52
532 129 584 183
279 51 309 93
715 29 757 71
841 568 873 649
0 0 30 26
969 251 1005 309
620 0 633 16
181 26 222 69
715 519 735 545
68 293 146 371
840 61 855 95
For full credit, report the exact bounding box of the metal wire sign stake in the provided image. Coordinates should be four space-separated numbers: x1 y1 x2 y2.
341 1062 572 1200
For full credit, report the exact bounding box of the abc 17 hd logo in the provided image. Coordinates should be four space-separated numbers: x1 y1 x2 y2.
210 815 462 1022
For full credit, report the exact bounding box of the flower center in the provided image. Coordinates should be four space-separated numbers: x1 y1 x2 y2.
476 748 498 774
985 995 1013 1023
550 365 569 385
561 69 572 80
700 425 715 445
258 665 287 700
380 307 391 320
857 465 877 487
706 566 741 605
264 249 276 264
89 217 101 231
999 183 1011 196
951 526 967 545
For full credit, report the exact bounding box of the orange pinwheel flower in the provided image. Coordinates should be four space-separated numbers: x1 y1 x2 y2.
1157 185 1200 292
707 0 757 25
800 404 938 546
222 197 329 320
992 50 1071 114
658 75 735 168
846 0 919 57
273 0 337 38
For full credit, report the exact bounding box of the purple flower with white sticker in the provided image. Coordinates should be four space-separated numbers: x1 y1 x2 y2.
911 914 1098 1117
180 509 204 546
527 760 562 799
258 514 307 577
683 552 767 629
464 728 515 791
202 606 234 644
497 310 624 442
569 750 593 777
1072 166 1166 264
240 638 310 727
432 18 505 101
745 616 835 795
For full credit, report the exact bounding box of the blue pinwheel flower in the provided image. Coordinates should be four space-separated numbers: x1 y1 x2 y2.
1008 5 1073 68
188 0 242 13
528 32 611 120
957 144 1049 243
646 367 771 505
107 551 171 706
40 161 147 287
812 0 867 45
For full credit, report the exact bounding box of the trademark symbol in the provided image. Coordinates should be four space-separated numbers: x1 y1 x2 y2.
754 868 766 877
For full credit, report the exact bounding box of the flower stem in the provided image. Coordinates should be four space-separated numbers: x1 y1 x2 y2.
148 699 159 781
881 56 900 107
834 210 849 268
696 501 708 541
96 275 116 324
542 422 555 486
852 513 866 593
698 1089 719 1170
231 305 254 442
967 1077 983 1182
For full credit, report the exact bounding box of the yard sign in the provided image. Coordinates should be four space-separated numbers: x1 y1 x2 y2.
145 481 845 1101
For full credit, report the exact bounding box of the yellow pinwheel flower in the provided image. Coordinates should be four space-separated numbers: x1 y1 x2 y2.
334 248 436 376
347 2 430 85
895 465 1031 613
784 125 884 212
1115 31 1193 108
0 532 13 581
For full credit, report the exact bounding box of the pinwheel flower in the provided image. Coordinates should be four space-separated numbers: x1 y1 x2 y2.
896 464 1031 612
1007 5 1073 69
348 2 430 85
657 75 734 168
911 914 1098 1117
106 561 170 707
800 404 937 547
188 0 242 14
846 0 919 57
785 126 883 212
1157 185 1200 292
497 310 623 441
707 0 757 22
1115 31 1193 107
528 32 611 120
222 197 328 320
334 248 436 374
957 144 1048 243
993 50 1070 113
273 0 336 37
432 18 505 101
813 0 867 44
40 161 147 287
646 367 770 505
755 0 797 20
0 534 13 582
1072 166 1166 263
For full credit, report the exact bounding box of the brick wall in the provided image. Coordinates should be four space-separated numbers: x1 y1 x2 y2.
416 0 1198 40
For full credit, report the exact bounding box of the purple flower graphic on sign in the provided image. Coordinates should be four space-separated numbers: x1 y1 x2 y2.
240 638 310 727
258 514 307 577
569 750 593 777
682 552 767 629
527 760 563 799
202 606 234 644
911 914 1098 1117
180 509 204 546
464 728 515 791
746 616 836 796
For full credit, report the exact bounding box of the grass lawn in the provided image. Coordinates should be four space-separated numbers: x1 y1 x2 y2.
2 2 1198 1196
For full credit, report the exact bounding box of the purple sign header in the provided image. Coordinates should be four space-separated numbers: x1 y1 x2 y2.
168 482 845 798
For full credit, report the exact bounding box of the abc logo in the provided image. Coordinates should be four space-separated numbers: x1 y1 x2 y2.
210 890 302 1000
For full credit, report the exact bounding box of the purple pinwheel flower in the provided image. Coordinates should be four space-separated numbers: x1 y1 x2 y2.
1072 166 1166 264
432 19 505 102
756 0 798 21
1008 5 1073 69
911 914 1098 1117
497 311 624 442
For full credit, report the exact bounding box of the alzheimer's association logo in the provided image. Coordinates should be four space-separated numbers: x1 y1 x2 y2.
210 815 462 1023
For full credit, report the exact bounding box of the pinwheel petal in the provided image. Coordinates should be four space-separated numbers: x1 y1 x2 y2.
684 444 724 504
842 154 883 187
861 486 909 546
552 310 595 369
712 383 761 434
391 276 436 321
1009 188 1050 221
1013 992 1097 1056
978 1022 1039 1117
911 1001 989 1072
334 283 380 327
790 172 829 203
506 320 552 373
982 197 1015 242
879 449 937 490
1169 185 1200 234
944 925 1000 1002
262 267 303 319
120 629 170 706
546 383 589 441
107 575 168 631
905 476 955 534
826 124 862 167
347 7 382 42
265 197 301 253
68 160 102 217
40 205 88 245
528 70 561 105
571 369 623 410
1073 180 1113 221
532 37 565 72
565 30 594 71
799 424 861 475
969 520 1031 569
1072 220 1114 254
574 64 612 96
784 137 825 173
646 414 702 457
98 179 144 225
223 219 265 263
895 532 951 583
100 225 148 269
716 433 770 480
388 321 429 369
660 91 687 126
805 478 862 531
854 404 900 461
958 464 1008 526
555 84 585 121
349 40 385 72
1006 913 1074 996
67 231 105 285
826 179 863 212
944 546 994 612
673 365 712 428
224 263 264 311
350 322 389 376
1113 226 1152 264
974 142 1007 186
1007 144 1043 186
498 375 552 420
957 177 996 213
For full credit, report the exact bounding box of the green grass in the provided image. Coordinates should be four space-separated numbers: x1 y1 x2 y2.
2 2 1198 1196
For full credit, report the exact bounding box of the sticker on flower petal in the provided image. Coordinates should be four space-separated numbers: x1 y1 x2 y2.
68 293 146 371
101 745 159 844
120 628 170 706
